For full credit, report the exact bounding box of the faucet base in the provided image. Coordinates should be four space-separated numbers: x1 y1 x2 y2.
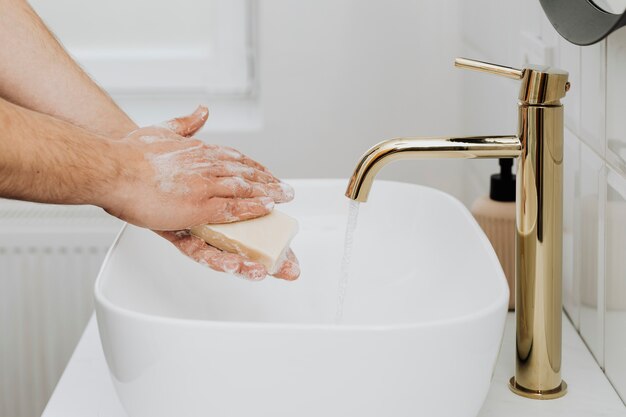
508 377 567 400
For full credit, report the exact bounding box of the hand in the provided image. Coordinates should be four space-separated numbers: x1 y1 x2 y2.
158 230 300 282
106 106 300 281
109 107 292 230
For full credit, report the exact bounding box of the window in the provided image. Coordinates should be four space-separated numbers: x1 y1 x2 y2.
30 0 255 126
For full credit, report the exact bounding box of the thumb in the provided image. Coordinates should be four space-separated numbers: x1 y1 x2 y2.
161 105 209 137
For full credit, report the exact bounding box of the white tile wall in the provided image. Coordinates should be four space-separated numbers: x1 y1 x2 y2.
606 29 626 400
605 168 626 398
461 0 626 402
578 142 605 366
560 40 581 134
607 30 626 175
580 41 607 157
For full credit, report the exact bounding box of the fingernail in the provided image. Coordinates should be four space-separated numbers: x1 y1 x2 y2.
279 182 295 200
259 197 274 211
195 105 209 119
273 260 300 281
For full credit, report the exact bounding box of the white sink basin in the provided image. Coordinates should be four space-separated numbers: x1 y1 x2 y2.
95 179 508 417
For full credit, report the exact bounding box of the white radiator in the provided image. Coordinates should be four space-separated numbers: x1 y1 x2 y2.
0 200 122 417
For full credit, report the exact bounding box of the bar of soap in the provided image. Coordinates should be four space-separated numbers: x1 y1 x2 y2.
190 210 298 274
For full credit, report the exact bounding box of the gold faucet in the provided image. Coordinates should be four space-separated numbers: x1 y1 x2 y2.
346 57 570 400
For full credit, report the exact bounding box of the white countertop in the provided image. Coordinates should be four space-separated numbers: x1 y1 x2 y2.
42 313 626 417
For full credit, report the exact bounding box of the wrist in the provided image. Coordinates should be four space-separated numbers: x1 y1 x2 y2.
88 138 133 216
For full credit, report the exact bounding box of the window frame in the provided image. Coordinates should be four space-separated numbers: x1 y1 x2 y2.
63 0 255 96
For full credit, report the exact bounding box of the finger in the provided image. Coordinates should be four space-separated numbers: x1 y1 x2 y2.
210 178 295 203
253 182 295 203
198 246 267 281
162 106 209 137
238 154 271 173
157 230 267 280
209 177 256 198
273 249 300 281
286 248 298 263
206 145 272 173
200 196 274 224
240 181 295 203
192 160 278 184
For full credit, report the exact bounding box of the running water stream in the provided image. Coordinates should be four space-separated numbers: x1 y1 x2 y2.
334 200 360 324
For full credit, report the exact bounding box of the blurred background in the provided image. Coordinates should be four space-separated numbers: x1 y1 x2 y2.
1 1 626 416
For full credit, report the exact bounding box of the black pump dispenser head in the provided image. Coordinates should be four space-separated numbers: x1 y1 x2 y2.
490 158 516 202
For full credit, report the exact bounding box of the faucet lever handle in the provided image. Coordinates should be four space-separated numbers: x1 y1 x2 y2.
454 57 523 80
454 57 570 105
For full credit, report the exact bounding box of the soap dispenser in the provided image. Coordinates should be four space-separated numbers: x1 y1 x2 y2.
471 158 516 310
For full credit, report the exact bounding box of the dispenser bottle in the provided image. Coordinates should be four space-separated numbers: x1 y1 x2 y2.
471 158 516 310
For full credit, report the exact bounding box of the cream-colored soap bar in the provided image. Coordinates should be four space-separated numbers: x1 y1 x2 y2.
190 210 298 274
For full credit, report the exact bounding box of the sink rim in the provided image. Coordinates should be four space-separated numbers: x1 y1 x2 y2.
94 178 509 332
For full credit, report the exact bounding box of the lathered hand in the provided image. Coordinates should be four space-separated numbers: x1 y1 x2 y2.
108 107 293 229
105 107 300 281
158 231 300 281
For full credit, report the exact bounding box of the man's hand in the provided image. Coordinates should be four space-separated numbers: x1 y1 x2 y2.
158 230 300 282
106 107 300 281
108 107 293 230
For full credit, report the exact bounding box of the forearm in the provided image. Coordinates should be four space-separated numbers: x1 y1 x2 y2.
0 97 121 206
0 0 136 137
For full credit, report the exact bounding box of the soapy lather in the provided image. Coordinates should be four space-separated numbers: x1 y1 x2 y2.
128 106 299 281
191 210 299 275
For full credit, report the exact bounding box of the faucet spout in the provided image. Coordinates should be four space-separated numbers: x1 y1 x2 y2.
345 135 521 202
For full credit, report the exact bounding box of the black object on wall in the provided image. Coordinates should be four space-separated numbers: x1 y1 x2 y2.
540 0 626 45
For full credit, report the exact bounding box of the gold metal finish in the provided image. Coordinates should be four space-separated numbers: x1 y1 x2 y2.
345 57 570 400
345 136 521 202
518 65 569 105
509 102 567 399
454 57 570 105
454 57 524 80
509 377 567 400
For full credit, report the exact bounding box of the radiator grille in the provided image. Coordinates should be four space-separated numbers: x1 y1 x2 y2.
0 199 122 417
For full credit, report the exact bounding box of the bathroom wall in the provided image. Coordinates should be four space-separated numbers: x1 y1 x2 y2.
459 1 626 402
193 1 467 199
